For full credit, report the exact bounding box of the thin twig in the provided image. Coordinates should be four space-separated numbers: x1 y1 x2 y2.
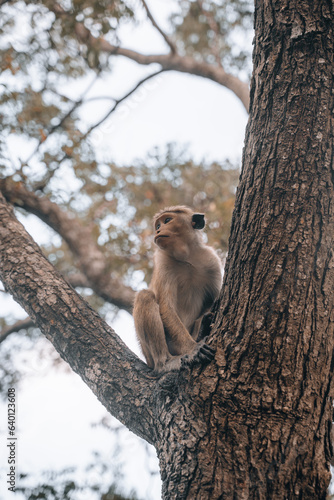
78 95 117 103
26 69 165 173
140 0 177 54
24 74 100 165
81 68 166 140
29 69 163 194
34 69 165 174
0 318 34 343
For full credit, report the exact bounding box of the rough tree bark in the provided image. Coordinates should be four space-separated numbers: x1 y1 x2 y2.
0 1 333 499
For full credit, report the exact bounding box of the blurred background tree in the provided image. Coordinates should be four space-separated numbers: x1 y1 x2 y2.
0 0 252 498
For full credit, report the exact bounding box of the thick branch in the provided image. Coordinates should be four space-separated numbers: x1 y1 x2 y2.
74 23 250 111
0 178 135 312
0 274 92 343
0 192 156 443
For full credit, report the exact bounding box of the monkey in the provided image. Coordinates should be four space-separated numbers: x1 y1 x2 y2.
133 205 222 372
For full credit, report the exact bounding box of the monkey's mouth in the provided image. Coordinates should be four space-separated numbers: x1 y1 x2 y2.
155 235 169 242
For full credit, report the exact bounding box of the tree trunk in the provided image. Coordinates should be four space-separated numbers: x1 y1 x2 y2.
153 1 334 498
0 1 333 499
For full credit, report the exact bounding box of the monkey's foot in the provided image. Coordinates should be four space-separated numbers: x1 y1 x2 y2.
181 339 215 369
155 355 184 373
154 340 215 373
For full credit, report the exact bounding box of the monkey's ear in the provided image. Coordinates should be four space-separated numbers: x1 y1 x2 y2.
192 213 205 229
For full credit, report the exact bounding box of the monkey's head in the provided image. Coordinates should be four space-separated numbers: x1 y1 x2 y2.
153 206 205 260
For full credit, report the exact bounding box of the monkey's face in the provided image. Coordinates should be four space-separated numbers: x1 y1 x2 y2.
154 213 179 250
153 210 205 259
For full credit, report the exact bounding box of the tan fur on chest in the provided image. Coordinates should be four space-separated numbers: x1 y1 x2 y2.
168 262 206 328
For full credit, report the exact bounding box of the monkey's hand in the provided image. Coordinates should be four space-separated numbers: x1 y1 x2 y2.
181 338 215 369
196 312 214 342
197 340 216 362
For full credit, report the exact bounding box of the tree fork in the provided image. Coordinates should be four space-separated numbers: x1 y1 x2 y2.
152 0 334 498
0 1 334 499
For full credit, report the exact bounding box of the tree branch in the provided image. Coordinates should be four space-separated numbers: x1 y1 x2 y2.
0 317 34 343
50 2 249 110
0 273 92 343
81 68 166 140
0 191 156 443
24 74 100 166
0 178 135 312
74 23 250 111
140 0 177 54
0 273 104 343
25 69 165 168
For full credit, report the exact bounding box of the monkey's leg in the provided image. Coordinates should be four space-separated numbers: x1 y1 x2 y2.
133 290 172 371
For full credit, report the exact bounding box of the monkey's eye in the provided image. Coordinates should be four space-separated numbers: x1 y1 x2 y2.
164 217 172 224
156 223 161 230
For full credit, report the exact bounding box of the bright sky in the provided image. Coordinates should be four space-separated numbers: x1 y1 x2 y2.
0 1 249 499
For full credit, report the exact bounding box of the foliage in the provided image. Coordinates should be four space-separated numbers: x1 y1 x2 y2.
0 0 246 288
172 0 253 74
0 0 252 185
39 145 239 285
16 467 141 500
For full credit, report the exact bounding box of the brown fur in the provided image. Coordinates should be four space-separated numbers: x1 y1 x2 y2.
133 206 222 372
